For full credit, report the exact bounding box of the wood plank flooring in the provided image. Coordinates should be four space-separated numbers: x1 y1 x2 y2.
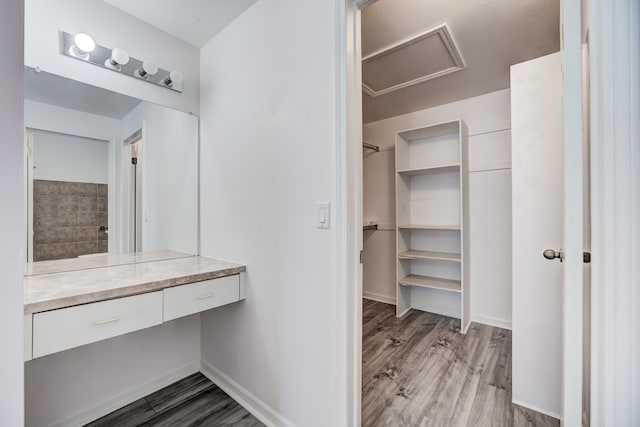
85 373 263 427
362 299 560 427
87 301 559 427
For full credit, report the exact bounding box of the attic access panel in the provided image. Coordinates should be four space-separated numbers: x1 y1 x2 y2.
362 23 466 97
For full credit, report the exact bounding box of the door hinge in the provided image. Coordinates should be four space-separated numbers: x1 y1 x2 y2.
131 157 138 165
583 251 591 263
360 250 364 264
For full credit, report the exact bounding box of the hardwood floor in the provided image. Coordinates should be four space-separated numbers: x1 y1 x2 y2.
362 299 560 427
85 373 263 427
87 301 558 427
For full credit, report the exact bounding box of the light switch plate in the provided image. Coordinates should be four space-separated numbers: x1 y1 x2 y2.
317 202 330 229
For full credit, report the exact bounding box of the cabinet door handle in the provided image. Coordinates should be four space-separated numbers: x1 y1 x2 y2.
94 317 121 325
197 293 215 300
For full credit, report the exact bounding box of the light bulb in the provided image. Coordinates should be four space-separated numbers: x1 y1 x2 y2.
136 60 158 79
70 33 95 60
164 70 183 86
105 48 130 71
74 33 95 53
112 48 130 65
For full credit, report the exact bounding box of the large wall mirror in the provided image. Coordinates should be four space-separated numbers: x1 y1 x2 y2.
25 66 199 263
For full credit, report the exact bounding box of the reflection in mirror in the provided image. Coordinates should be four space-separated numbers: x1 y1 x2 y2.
24 66 199 264
29 130 109 261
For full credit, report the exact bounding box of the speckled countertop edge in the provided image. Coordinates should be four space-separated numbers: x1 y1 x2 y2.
24 256 246 315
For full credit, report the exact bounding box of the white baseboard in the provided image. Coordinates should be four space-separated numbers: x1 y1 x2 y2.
363 291 396 305
411 303 460 320
201 361 295 427
397 306 411 318
512 398 561 420
471 314 512 330
49 361 200 427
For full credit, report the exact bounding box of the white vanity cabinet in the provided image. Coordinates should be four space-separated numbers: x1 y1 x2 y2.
32 292 163 358
24 257 246 361
163 275 240 321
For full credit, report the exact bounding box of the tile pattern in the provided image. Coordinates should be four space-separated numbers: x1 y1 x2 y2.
33 180 108 261
362 299 560 427
86 372 263 427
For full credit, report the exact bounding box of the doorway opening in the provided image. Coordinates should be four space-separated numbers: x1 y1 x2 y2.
352 0 581 425
124 129 143 253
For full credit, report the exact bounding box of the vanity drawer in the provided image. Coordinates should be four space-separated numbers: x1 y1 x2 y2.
163 275 240 321
32 291 163 358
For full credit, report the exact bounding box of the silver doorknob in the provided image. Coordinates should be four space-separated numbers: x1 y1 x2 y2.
543 249 564 262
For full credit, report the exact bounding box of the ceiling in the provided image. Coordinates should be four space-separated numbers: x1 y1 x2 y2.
102 0 259 48
25 67 142 120
362 0 560 123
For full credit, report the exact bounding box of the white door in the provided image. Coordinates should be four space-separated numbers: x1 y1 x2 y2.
511 1 585 422
511 51 565 419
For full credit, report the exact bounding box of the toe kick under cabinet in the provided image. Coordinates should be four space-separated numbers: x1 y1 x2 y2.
27 274 242 360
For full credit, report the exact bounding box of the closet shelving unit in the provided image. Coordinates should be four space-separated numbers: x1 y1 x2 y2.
395 119 470 333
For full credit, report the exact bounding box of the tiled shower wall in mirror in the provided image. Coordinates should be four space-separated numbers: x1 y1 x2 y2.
33 180 108 261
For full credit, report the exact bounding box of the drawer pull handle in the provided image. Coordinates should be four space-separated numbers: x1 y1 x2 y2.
94 317 121 325
197 293 215 300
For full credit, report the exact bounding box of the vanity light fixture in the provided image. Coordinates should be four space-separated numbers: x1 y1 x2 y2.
61 31 183 93
164 70 183 89
135 60 158 80
69 32 95 60
104 48 130 71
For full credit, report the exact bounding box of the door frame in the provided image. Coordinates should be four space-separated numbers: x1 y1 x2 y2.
561 0 584 424
122 127 144 253
338 0 594 425
588 0 640 425
337 0 374 424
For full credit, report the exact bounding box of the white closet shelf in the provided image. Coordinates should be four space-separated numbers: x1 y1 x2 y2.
398 224 461 231
397 164 460 176
398 274 461 293
398 250 461 262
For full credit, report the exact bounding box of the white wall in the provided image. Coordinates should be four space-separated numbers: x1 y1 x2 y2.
33 131 108 183
0 0 24 424
121 102 198 254
25 316 200 427
25 0 200 114
362 89 513 328
198 0 343 425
